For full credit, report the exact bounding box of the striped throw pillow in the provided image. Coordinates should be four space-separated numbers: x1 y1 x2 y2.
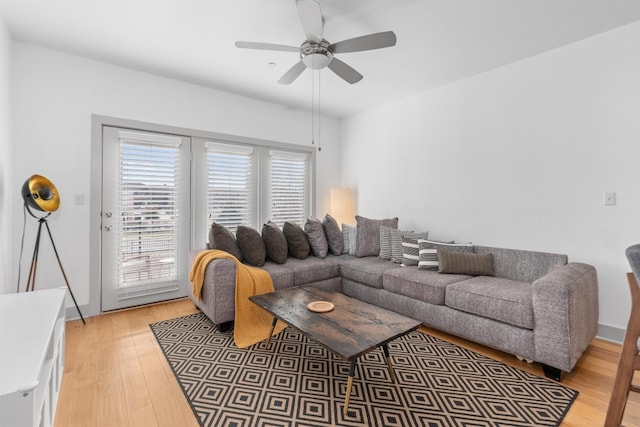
401 237 421 266
392 230 427 263
342 224 357 255
379 225 394 260
418 240 474 271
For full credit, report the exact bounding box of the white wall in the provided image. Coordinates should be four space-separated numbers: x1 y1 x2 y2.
0 16 12 295
341 22 640 335
12 43 340 313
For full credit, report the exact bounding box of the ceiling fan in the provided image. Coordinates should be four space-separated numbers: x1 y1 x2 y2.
235 0 397 85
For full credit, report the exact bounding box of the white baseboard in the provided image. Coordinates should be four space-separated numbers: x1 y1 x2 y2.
597 323 625 344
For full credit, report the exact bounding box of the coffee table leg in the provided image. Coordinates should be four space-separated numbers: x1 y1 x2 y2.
264 316 278 350
382 344 396 383
344 359 357 416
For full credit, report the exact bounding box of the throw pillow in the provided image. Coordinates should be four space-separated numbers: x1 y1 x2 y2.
235 225 266 267
283 221 310 260
378 225 393 260
342 224 357 255
392 230 428 264
437 249 495 276
418 239 474 271
322 214 343 255
355 215 398 257
208 222 243 261
401 236 421 266
262 221 288 264
304 218 329 258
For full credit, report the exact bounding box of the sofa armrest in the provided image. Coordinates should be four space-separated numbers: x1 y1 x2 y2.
188 252 238 325
532 262 599 373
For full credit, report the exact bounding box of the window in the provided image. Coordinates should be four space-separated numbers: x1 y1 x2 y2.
206 143 255 234
193 138 314 247
118 135 182 287
268 150 309 226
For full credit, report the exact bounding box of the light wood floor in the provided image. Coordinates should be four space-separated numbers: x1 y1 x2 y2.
54 298 640 427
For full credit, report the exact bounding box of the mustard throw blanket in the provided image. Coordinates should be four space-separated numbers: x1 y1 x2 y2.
189 250 286 348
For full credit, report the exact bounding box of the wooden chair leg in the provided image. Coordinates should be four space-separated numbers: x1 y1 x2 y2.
605 273 640 427
605 338 638 425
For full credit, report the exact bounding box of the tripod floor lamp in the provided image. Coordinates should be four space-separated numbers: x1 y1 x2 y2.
21 174 85 324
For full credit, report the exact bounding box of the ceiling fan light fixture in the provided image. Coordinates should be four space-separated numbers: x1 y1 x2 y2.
302 52 331 69
300 40 333 70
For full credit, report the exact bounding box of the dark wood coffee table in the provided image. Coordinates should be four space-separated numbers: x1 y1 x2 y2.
249 286 421 415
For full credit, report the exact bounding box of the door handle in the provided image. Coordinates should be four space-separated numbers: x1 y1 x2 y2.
104 225 113 231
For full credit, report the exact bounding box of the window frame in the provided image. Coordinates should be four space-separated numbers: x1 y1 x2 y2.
192 137 315 249
264 149 311 227
204 141 257 234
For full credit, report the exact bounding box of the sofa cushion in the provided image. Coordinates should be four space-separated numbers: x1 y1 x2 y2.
280 256 340 285
340 257 401 289
418 240 473 271
322 214 343 256
208 222 243 261
283 221 310 260
445 276 534 329
343 224 357 255
261 262 295 290
438 249 495 276
474 246 568 282
235 225 266 267
262 221 288 264
355 215 398 257
304 218 329 258
384 266 471 305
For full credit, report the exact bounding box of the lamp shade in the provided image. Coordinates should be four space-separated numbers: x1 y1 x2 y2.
21 174 60 213
330 187 355 228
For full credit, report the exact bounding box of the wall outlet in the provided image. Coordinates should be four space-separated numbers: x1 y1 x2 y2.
603 192 616 206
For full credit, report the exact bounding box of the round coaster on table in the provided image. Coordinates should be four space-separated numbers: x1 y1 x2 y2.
307 301 334 313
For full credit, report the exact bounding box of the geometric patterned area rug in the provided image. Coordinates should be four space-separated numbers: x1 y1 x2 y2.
150 312 578 427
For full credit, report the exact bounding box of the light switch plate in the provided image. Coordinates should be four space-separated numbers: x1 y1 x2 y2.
603 192 616 206
74 193 85 205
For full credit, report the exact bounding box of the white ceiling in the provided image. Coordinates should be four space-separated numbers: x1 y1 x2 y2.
1 0 639 118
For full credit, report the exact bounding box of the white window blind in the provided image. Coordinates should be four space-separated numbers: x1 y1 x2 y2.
206 143 254 234
269 150 308 226
118 134 182 287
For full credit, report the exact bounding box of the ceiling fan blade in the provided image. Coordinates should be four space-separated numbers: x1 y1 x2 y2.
330 31 397 54
235 41 299 52
278 61 307 85
328 58 363 84
296 0 323 43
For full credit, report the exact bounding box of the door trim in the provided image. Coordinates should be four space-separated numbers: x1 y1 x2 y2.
100 126 190 311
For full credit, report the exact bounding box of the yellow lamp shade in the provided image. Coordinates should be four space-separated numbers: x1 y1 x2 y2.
21 174 60 213
330 188 355 228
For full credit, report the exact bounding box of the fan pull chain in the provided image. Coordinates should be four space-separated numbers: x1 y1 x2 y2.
311 67 315 147
310 69 322 152
317 70 321 152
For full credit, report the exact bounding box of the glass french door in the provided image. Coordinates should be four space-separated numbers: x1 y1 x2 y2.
101 126 190 311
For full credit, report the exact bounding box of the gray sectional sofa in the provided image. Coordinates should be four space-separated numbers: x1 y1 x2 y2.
190 245 598 381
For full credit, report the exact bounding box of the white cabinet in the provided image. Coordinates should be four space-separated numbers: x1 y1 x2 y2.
0 288 66 427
